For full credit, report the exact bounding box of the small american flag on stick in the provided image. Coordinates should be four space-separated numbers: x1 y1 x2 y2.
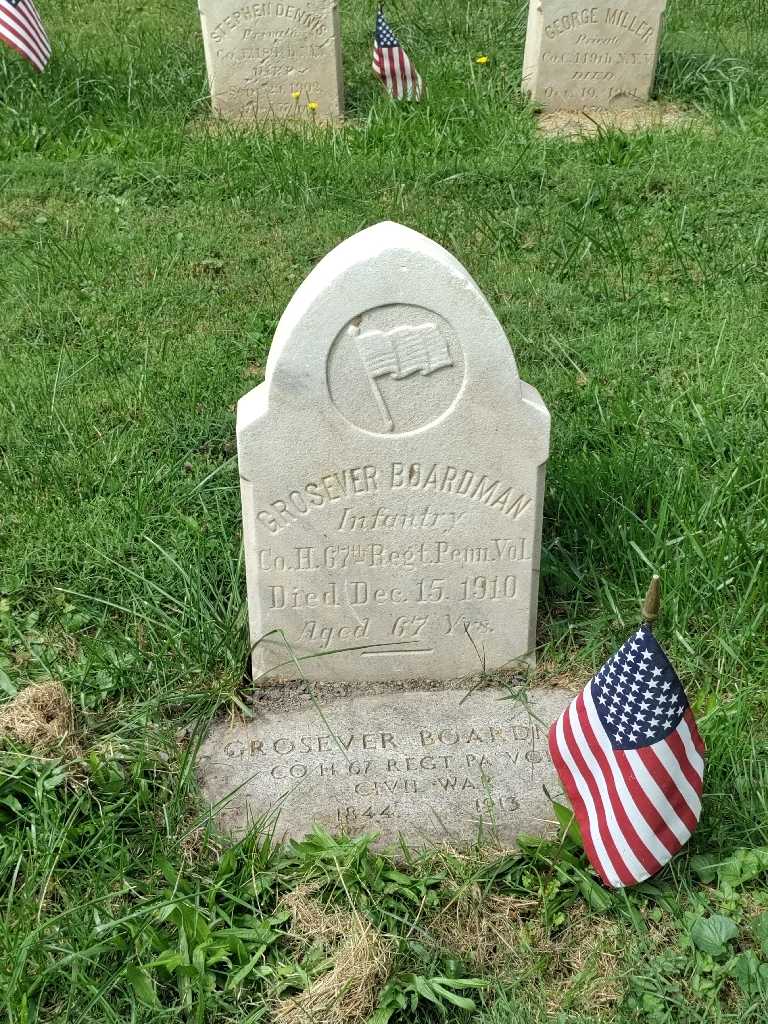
0 0 50 73
549 615 705 888
373 7 422 101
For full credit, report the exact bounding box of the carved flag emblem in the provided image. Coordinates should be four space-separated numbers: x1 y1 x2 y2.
356 324 452 380
353 323 453 432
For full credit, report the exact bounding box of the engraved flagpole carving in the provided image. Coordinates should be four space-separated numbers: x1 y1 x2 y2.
350 322 453 432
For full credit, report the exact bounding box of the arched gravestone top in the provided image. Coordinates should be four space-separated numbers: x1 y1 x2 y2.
238 223 550 683
522 1 668 111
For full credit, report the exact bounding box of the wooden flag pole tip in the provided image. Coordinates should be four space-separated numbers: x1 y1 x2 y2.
642 575 661 625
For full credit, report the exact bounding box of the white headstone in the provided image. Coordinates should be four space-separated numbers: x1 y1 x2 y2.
237 222 550 683
198 1 343 122
522 2 667 110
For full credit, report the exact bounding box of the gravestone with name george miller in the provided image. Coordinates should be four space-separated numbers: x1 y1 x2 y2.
522 1 667 111
197 223 572 849
198 0 343 121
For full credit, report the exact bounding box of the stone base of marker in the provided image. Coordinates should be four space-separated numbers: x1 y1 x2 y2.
536 101 688 138
522 1 667 111
197 683 572 851
198 0 343 123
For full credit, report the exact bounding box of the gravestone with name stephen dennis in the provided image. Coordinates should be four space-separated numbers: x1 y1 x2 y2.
237 222 551 683
522 1 667 111
197 223 569 851
198 0 343 121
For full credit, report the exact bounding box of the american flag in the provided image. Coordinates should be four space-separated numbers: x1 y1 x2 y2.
372 8 422 101
549 626 705 888
0 0 50 73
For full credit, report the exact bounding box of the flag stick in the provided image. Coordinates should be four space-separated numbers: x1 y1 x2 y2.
347 321 395 432
642 575 661 626
370 376 394 433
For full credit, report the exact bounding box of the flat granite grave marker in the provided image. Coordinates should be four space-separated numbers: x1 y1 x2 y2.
237 222 550 683
196 224 570 851
522 1 667 111
198 0 343 122
198 685 572 849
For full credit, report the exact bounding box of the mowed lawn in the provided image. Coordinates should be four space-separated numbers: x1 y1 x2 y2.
1 1 767 1021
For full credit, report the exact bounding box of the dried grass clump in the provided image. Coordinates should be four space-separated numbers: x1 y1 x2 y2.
430 892 626 1015
177 821 223 866
280 884 352 948
273 888 393 1024
0 681 78 754
539 908 624 1014
429 887 535 972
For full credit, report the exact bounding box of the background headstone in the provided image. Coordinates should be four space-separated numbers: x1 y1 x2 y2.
198 685 572 849
198 0 343 121
237 222 550 683
522 1 667 111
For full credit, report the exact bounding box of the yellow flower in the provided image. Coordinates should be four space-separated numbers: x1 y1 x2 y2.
307 101 318 111
291 90 301 100
475 55 489 64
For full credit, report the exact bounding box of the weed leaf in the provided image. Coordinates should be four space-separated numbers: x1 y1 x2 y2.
753 913 768 956
692 847 768 890
729 950 768 996
125 966 160 1007
553 800 584 847
0 669 17 697
690 914 739 956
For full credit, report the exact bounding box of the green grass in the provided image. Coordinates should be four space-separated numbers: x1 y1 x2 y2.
1 0 768 1020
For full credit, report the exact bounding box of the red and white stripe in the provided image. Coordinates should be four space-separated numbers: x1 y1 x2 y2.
373 43 422 101
0 0 51 73
549 687 705 888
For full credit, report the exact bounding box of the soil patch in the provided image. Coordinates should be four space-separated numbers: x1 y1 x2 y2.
537 103 694 139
